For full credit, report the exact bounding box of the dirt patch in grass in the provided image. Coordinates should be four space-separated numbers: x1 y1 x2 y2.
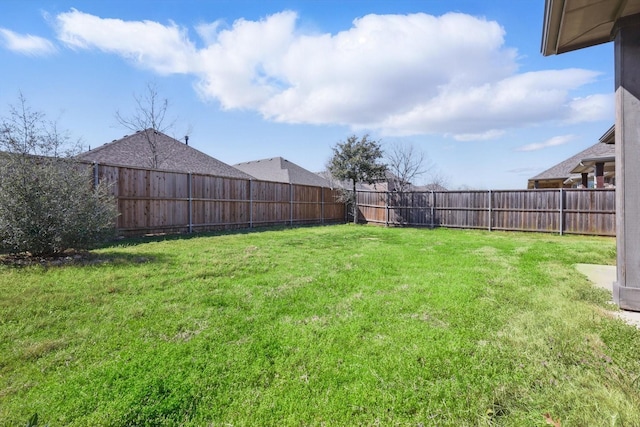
0 250 94 267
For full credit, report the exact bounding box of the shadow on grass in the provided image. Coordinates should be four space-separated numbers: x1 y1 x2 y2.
0 223 344 268
0 250 172 269
97 223 342 250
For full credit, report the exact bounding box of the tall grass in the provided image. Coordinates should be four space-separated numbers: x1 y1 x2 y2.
1 225 637 426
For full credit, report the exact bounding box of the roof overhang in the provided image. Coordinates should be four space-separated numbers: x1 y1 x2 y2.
599 124 615 143
570 155 616 173
542 0 640 56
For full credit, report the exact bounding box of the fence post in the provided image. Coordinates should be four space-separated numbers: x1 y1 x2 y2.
488 190 492 232
430 191 435 229
187 172 193 233
321 188 325 224
559 188 564 236
290 183 294 226
345 191 348 223
93 162 99 188
249 180 253 228
385 191 389 227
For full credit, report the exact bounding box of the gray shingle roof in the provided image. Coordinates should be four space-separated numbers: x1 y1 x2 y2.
529 142 615 181
77 129 253 180
413 183 448 191
234 157 332 187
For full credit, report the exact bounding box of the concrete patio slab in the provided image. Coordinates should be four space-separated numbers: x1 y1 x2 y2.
575 263 640 328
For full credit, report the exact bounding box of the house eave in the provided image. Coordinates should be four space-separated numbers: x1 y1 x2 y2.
541 0 640 56
599 125 616 143
570 156 616 174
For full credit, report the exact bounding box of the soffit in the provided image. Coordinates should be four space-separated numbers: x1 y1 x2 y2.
542 0 640 55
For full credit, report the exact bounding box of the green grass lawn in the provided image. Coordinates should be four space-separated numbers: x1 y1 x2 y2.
1 225 638 426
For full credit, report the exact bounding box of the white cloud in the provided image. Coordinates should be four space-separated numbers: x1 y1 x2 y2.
56 9 197 74
260 12 517 127
194 11 298 109
0 28 56 56
516 135 575 152
566 94 614 123
453 130 505 141
53 9 609 137
376 69 601 137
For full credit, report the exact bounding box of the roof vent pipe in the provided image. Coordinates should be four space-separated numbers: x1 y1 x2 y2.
185 135 189 146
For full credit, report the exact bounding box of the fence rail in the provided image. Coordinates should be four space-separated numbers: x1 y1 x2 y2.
88 162 346 236
355 188 616 236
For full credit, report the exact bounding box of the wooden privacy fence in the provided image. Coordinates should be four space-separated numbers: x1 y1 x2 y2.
83 161 615 237
356 188 616 236
89 162 346 236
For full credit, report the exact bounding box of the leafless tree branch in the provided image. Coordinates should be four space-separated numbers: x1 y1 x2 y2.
115 82 176 169
385 142 434 193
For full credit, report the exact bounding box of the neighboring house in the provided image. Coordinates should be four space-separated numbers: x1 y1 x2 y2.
319 170 447 192
413 183 448 192
77 129 253 180
317 170 392 192
357 172 448 192
527 126 616 189
364 182 449 192
234 157 332 187
357 171 404 192
385 175 448 192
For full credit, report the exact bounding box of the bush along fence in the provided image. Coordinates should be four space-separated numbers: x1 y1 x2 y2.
354 188 616 236
88 162 346 236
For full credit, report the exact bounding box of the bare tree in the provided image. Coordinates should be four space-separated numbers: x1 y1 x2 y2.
385 142 434 192
115 82 175 169
423 170 450 191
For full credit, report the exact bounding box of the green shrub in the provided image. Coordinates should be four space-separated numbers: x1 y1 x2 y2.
0 156 117 256
0 93 118 256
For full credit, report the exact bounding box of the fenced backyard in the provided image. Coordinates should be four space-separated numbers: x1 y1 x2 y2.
356 188 616 236
87 162 616 237
0 163 628 425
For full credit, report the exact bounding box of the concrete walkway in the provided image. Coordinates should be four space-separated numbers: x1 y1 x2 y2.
575 264 640 328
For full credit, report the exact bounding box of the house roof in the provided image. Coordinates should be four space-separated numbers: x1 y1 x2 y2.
529 141 616 182
234 157 332 187
316 169 448 192
413 183 449 192
77 129 253 180
542 0 640 56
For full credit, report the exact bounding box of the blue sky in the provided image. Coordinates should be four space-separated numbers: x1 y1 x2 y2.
0 0 614 189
